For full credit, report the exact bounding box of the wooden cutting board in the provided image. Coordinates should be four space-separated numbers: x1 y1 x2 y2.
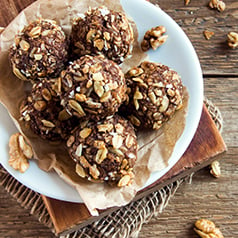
42 104 227 236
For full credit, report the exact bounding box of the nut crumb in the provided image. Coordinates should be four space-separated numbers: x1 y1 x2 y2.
227 32 238 49
194 219 224 238
210 160 221 178
203 30 214 40
8 133 33 173
209 0 226 12
185 0 190 5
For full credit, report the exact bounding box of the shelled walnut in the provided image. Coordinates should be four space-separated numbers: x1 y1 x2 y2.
209 0 226 12
141 25 168 51
210 160 221 178
227 32 238 49
8 133 33 173
194 219 224 238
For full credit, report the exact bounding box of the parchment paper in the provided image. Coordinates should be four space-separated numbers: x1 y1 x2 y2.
0 0 188 216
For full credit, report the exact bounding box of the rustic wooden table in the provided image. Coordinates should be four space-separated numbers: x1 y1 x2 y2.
0 0 237 237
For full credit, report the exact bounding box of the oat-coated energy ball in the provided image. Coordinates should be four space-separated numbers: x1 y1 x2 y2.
67 115 137 186
20 79 79 141
60 55 127 121
124 61 184 130
70 6 134 64
9 18 68 82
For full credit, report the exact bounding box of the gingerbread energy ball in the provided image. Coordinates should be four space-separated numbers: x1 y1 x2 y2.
70 6 134 64
67 115 137 186
9 18 68 82
124 61 184 130
20 79 78 141
60 55 127 121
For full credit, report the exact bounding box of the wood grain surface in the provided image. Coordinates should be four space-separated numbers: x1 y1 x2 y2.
0 0 238 237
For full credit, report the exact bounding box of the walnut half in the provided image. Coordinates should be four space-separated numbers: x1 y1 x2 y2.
8 133 33 173
194 219 224 238
141 25 168 51
209 0 226 12
227 32 238 49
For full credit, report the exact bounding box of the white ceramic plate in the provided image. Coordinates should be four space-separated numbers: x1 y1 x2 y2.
0 0 203 202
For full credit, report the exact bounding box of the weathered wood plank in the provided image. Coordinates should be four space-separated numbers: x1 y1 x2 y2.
0 0 237 75
151 0 238 75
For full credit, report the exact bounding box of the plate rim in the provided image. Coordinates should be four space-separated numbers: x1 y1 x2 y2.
0 0 204 203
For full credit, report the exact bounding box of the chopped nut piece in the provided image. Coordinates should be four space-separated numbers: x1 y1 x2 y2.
203 30 215 40
185 0 190 5
33 100 47 111
75 93 87 102
194 219 224 238
94 81 104 97
209 0 226 12
68 100 86 117
29 26 42 38
8 133 33 173
112 134 123 149
58 109 71 121
76 163 86 178
79 128 92 138
210 160 221 178
97 124 114 132
141 25 168 51
41 88 52 101
94 39 104 51
95 147 108 164
67 135 75 147
75 144 83 157
13 65 27 81
89 164 100 179
34 54 42 60
118 174 131 187
41 119 55 128
19 40 30 51
227 32 238 49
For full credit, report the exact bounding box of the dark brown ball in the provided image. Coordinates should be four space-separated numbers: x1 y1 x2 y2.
123 61 184 130
67 115 137 186
20 78 79 141
70 6 134 64
9 18 68 82
60 55 127 121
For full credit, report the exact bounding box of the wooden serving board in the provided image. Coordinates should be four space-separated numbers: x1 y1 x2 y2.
42 104 227 236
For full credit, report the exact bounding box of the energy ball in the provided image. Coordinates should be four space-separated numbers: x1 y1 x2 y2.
60 55 127 121
9 18 68 82
124 61 184 130
20 79 78 141
67 115 138 186
70 6 134 64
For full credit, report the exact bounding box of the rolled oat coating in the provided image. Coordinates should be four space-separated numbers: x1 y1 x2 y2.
124 61 184 130
67 115 137 186
9 18 68 82
60 55 127 121
70 6 134 64
20 79 79 141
